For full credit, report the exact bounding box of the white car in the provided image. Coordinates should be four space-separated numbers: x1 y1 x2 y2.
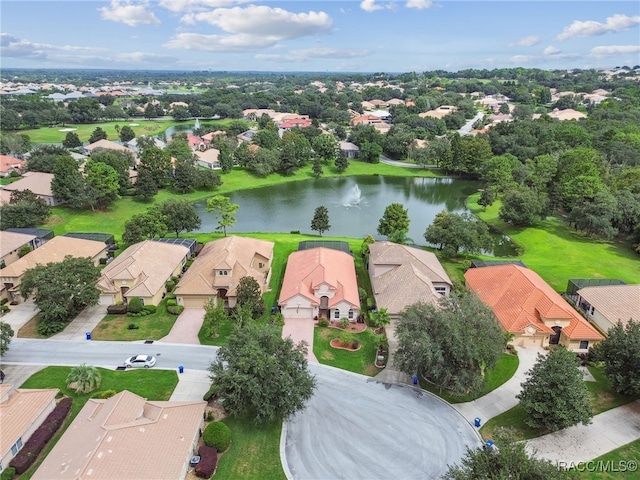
125 354 156 368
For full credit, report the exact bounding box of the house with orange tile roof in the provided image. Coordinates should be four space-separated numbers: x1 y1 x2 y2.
0 385 59 470
279 247 360 321
368 242 452 318
175 236 274 309
575 284 640 333
279 118 313 129
0 155 26 177
464 265 603 352
31 390 205 480
349 114 385 127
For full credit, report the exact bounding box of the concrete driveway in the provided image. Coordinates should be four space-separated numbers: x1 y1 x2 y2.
159 308 204 344
52 305 107 340
283 364 482 480
282 318 318 363
1 301 38 335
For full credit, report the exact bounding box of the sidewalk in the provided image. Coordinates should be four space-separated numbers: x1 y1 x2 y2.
0 301 38 335
51 305 106 340
453 346 543 424
373 319 411 385
526 400 640 464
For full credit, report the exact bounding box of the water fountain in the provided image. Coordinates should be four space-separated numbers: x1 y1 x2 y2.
194 118 201 130
343 184 363 207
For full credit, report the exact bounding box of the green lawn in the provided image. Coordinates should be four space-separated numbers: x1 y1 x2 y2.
468 193 640 291
18 366 178 479
421 352 519 404
214 416 285 480
91 299 178 341
479 365 638 442
577 440 640 479
313 326 379 376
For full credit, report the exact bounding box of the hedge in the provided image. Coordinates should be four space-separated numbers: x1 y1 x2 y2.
203 422 231 452
143 304 157 314
9 397 72 474
107 304 127 315
195 445 218 478
167 305 184 315
0 467 16 480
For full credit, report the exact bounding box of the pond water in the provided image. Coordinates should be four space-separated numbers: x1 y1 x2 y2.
193 176 518 257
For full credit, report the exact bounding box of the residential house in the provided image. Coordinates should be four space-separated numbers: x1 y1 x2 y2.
546 108 587 121
236 129 256 144
575 284 640 333
465 264 604 352
279 118 313 129
0 231 38 269
32 390 205 480
0 155 26 177
175 236 274 309
418 105 458 119
279 247 360 321
0 385 59 471
82 139 133 156
194 148 221 169
96 240 190 306
126 137 166 154
350 114 384 127
368 241 452 318
0 236 108 303
0 172 59 206
339 141 360 159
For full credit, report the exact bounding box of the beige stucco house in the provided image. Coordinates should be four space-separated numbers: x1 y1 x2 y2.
575 284 640 333
368 241 452 318
0 231 37 270
279 247 360 321
97 240 190 306
175 236 274 309
0 172 60 206
32 390 205 480
0 385 59 471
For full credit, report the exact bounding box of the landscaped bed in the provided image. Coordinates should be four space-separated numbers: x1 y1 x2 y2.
313 325 378 376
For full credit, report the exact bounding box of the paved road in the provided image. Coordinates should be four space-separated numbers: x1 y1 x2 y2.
380 154 427 168
457 111 484 135
283 364 482 480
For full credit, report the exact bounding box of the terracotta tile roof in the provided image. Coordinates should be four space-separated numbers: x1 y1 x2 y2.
175 236 274 297
578 284 640 327
32 390 205 480
279 247 360 308
0 231 37 258
0 385 59 459
0 154 26 174
369 242 452 315
465 265 603 340
1 171 54 197
97 240 189 298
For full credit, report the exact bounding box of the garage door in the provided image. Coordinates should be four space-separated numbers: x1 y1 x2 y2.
282 307 313 319
99 294 114 306
180 296 208 308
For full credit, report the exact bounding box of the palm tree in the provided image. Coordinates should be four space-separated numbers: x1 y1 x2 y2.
66 364 101 394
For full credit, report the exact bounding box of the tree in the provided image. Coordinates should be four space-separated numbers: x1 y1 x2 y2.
66 364 101 394
498 102 510 114
208 324 316 423
360 140 382 163
171 158 197 193
206 195 238 237
499 187 549 226
51 155 86 208
312 157 323 178
335 155 349 173
279 131 312 175
134 167 158 200
90 148 135 193
590 319 640 396
444 429 574 480
445 134 493 176
122 206 168 244
218 142 234 173
424 210 493 256
20 256 101 334
0 322 14 357
377 203 410 239
161 198 202 237
477 187 497 210
312 134 338 164
26 145 70 173
568 189 618 239
203 298 227 338
119 125 135 142
395 291 505 395
369 308 390 330
139 146 171 187
88 127 108 144
0 190 50 230
194 168 222 190
84 161 120 210
63 131 82 148
236 276 266 319
517 346 592 432
310 205 331 236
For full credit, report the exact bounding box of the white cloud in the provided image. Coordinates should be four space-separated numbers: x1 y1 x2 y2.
100 0 160 27
543 46 561 56
164 33 276 52
360 0 384 13
256 48 371 63
406 0 433 10
590 45 640 57
557 14 640 40
158 0 250 14
115 51 177 63
0 33 103 60
512 35 540 47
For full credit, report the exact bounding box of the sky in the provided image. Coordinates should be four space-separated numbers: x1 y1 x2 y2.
1 1 639 73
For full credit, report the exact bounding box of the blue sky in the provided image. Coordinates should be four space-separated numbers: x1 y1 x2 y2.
1 1 639 72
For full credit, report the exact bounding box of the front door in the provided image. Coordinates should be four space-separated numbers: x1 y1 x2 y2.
319 296 329 319
549 326 562 345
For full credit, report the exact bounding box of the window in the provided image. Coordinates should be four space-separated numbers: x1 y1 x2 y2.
435 286 447 295
11 438 23 456
334 310 340 319
348 309 354 319
258 262 264 268
579 340 589 350
589 306 595 316
219 270 228 276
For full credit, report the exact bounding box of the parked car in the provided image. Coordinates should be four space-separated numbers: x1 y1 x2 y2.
124 354 156 368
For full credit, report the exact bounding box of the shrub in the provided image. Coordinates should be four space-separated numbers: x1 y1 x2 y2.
203 422 231 452
127 323 139 330
205 410 214 422
166 293 176 300
92 389 117 399
127 297 144 314
1 305 9 313
10 397 72 474
166 280 176 292
1 467 16 480
99 257 108 265
203 384 218 402
1 298 9 305
167 299 177 307
195 445 218 478
317 317 329 327
143 304 157 314
107 304 127 315
37 320 66 336
167 305 184 315
340 318 350 329
290 230 300 234
352 340 360 349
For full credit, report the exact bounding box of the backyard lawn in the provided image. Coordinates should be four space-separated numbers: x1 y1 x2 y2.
17 366 178 480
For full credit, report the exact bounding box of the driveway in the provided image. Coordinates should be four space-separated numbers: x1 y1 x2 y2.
52 305 107 340
374 318 411 384
1 301 38 335
159 308 204 344
283 364 482 479
457 111 485 135
282 318 318 363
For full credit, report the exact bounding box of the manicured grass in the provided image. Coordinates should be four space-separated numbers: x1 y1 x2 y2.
479 364 638 442
214 416 285 480
91 300 178 341
313 326 379 376
577 440 640 479
421 352 519 404
18 366 178 479
17 315 48 338
468 193 640 291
